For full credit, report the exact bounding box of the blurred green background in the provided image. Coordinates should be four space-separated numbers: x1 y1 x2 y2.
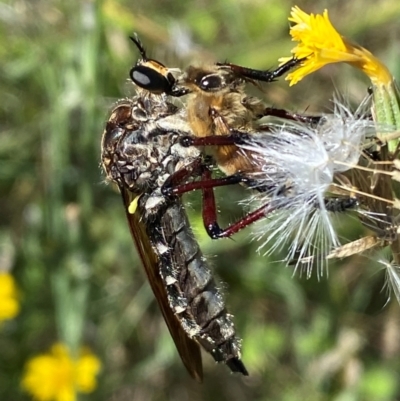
2 0 400 400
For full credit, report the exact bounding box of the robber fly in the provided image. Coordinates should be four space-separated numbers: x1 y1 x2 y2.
101 88 247 380
128 35 400 297
129 35 357 244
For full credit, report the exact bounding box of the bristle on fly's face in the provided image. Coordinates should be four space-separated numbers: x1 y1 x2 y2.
239 97 378 277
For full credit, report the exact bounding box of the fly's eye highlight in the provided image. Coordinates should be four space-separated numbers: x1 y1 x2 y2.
199 74 223 91
130 65 174 94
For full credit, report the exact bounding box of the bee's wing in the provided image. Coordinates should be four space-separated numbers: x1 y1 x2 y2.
120 188 203 382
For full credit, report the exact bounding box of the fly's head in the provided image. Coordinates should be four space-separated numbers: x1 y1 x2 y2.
129 34 189 97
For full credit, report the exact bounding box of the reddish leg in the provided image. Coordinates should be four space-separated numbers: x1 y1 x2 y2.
206 205 273 239
179 132 249 148
263 107 322 124
163 173 246 196
201 166 273 238
162 158 272 239
162 154 249 197
162 157 205 192
178 112 321 152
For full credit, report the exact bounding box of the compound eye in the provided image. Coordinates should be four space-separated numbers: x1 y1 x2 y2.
199 74 223 91
130 65 173 94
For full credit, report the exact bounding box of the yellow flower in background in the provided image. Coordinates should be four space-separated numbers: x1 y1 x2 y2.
74 347 102 393
22 343 101 401
0 272 20 321
281 6 393 86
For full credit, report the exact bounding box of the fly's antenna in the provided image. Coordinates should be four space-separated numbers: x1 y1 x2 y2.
130 33 147 60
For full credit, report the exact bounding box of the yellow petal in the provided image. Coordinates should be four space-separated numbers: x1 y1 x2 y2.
75 349 102 393
284 6 393 86
0 273 20 321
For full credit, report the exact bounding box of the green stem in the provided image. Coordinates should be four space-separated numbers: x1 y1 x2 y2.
373 81 400 153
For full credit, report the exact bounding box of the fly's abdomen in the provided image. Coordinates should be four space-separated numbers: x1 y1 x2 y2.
158 203 247 374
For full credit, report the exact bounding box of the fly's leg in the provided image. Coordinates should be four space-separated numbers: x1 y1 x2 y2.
217 56 305 83
262 107 322 124
162 161 273 239
162 156 249 196
162 152 273 239
200 167 276 239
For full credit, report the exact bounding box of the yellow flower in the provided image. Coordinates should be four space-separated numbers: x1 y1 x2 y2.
22 343 101 401
281 6 393 86
0 272 20 321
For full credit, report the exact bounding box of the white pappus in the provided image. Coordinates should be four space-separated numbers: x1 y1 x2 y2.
238 97 377 277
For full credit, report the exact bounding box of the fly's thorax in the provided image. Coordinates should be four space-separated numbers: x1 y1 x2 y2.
101 92 199 195
101 102 134 178
104 124 178 193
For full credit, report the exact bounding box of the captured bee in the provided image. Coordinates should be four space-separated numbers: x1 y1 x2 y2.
101 88 248 380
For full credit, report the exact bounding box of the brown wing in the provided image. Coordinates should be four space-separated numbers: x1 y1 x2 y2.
120 188 203 382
